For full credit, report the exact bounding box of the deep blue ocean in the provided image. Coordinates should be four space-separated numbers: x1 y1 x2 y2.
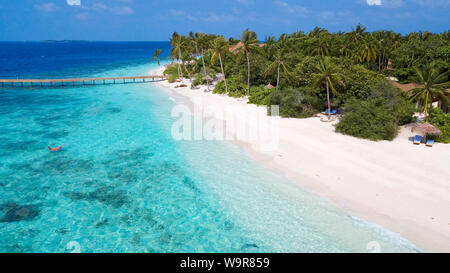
0 42 419 253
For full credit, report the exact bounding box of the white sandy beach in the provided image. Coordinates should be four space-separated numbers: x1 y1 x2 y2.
149 66 450 252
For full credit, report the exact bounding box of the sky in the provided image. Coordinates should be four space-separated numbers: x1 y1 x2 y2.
0 0 449 41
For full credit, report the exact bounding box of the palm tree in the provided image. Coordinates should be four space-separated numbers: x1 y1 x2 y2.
151 49 162 66
210 36 230 94
239 29 263 96
355 37 377 64
170 33 188 80
311 34 331 57
350 24 367 44
312 57 345 120
188 32 201 57
409 62 450 118
264 47 292 91
198 34 212 90
338 35 353 59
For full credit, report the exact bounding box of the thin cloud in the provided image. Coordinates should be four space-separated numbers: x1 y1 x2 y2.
76 12 89 20
366 0 382 5
89 3 134 15
66 0 81 6
112 6 134 15
274 0 289 7
413 0 450 7
363 0 405 7
274 1 308 17
35 2 59 12
168 9 186 16
236 0 255 5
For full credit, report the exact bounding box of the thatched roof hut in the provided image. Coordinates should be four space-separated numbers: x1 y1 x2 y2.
411 122 442 136
229 42 266 54
265 83 275 89
392 82 421 92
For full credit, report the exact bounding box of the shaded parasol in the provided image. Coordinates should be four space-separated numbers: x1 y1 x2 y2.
411 122 442 136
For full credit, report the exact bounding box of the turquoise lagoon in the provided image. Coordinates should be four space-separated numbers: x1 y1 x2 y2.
0 44 419 253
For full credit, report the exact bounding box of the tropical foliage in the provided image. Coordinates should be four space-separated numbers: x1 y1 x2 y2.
311 57 344 119
335 98 399 141
429 108 450 143
335 81 416 141
408 62 449 118
164 26 449 141
151 49 163 66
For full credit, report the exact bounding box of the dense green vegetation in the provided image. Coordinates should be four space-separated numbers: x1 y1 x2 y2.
428 108 450 143
335 81 416 140
162 25 450 142
335 98 399 141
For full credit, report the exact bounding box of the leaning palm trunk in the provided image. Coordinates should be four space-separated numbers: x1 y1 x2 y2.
246 51 251 96
218 52 228 94
276 62 280 91
424 90 432 119
378 55 382 72
178 48 183 79
326 81 331 120
201 48 210 91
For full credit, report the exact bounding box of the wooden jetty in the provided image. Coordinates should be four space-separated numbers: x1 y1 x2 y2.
0 75 167 88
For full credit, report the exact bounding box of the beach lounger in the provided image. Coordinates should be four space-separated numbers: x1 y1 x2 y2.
323 109 337 115
413 135 422 145
426 139 435 147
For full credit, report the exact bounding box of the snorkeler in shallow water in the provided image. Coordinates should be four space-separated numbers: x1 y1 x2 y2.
48 146 62 152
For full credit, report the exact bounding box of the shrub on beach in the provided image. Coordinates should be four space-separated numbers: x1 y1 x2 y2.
429 108 450 143
335 98 399 141
248 86 271 105
213 76 247 97
192 74 205 86
212 80 225 94
334 81 416 141
267 88 315 118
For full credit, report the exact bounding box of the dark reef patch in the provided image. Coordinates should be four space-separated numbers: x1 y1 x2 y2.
0 202 40 223
1 140 42 152
119 207 158 228
107 166 137 183
223 220 234 231
8 162 41 176
41 157 94 174
158 232 172 245
159 161 183 175
24 130 48 137
182 176 200 193
242 243 259 250
64 186 130 208
42 130 70 139
108 107 122 114
111 147 154 163
95 219 109 228
130 233 141 245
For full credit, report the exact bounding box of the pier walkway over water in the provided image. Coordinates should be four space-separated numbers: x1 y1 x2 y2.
0 75 167 88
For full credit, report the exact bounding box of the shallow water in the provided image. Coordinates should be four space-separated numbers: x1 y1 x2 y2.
0 43 419 253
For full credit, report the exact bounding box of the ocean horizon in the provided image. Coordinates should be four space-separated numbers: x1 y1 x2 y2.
0 41 419 253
